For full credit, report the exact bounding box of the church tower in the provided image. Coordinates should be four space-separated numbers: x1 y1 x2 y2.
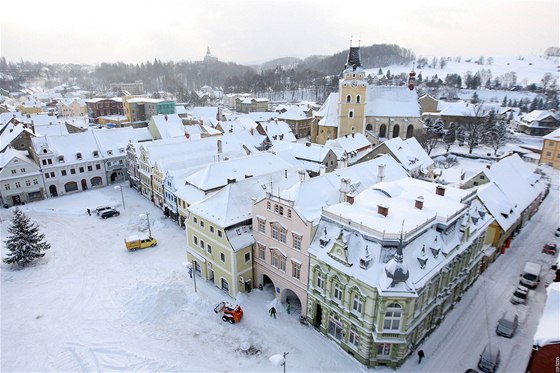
338 43 367 138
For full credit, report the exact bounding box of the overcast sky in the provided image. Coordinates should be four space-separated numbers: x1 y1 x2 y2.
1 0 558 65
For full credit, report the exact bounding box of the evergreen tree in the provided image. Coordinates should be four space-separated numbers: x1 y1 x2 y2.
483 118 508 156
471 92 480 104
442 122 457 152
530 98 538 111
502 96 508 107
3 208 50 267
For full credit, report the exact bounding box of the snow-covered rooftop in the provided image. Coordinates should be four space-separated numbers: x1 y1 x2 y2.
533 282 560 347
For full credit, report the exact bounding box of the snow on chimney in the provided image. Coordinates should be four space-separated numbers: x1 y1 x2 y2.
415 196 424 209
377 204 389 217
435 185 446 196
377 164 386 183
297 169 306 182
339 177 351 203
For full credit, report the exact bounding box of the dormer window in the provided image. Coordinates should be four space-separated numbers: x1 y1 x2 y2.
76 152 82 160
93 151 99 158
107 150 113 155
58 155 64 163
43 148 48 154
119 148 125 153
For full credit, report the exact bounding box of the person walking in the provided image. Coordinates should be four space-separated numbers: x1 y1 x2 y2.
286 300 291 314
87 208 91 216
417 349 425 364
269 306 276 318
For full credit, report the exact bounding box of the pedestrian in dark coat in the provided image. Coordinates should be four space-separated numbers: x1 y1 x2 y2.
87 208 91 216
418 349 425 364
269 306 276 318
286 300 291 314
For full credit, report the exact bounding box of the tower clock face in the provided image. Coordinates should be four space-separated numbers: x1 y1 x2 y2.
351 80 358 88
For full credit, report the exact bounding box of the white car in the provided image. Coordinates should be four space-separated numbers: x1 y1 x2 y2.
511 284 529 305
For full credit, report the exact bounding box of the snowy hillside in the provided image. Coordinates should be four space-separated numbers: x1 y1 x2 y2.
366 55 559 86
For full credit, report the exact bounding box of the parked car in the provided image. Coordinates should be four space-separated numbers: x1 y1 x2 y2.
124 234 157 251
542 243 557 255
478 343 500 373
496 311 519 338
519 262 542 289
100 208 120 219
555 228 560 237
511 284 529 305
95 206 112 215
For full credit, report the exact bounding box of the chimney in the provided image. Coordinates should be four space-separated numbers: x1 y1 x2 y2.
377 164 386 183
486 164 491 170
297 169 306 182
346 195 355 205
227 177 236 184
217 139 222 154
377 204 389 217
415 196 424 209
435 185 446 196
320 164 326 176
339 177 351 203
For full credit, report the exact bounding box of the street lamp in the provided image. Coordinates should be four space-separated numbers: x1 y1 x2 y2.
139 212 151 237
114 185 125 209
269 352 289 373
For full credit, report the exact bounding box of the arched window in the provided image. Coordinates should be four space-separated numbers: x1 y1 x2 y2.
383 303 402 330
392 124 400 139
406 124 414 138
366 123 373 131
356 95 361 103
349 110 354 118
64 181 78 192
346 95 351 103
379 124 387 138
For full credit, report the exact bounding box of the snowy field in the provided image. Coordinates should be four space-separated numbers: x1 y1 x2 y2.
1 167 558 372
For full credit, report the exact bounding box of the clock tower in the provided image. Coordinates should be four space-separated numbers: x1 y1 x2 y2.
338 44 367 138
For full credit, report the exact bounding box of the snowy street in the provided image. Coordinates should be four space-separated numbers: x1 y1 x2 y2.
1 169 558 372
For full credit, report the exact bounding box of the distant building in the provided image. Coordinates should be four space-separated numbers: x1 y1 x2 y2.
235 97 269 113
110 80 144 95
85 98 124 124
517 110 560 136
56 98 87 117
203 47 218 63
0 147 45 206
539 128 560 169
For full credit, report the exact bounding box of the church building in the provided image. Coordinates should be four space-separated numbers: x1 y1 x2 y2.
312 45 422 145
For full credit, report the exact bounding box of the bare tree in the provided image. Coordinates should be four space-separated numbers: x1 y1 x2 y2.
483 114 509 156
460 103 488 154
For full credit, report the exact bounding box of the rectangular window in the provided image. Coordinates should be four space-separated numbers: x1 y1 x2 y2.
292 263 301 279
317 274 325 289
258 243 266 260
279 256 286 271
352 295 363 313
348 330 359 348
15 182 21 188
334 283 342 302
193 236 198 245
220 252 225 262
50 172 55 178
25 180 31 186
61 170 67 176
244 252 251 263
193 217 198 224
287 209 292 218
200 240 205 249
47 159 52 165
11 169 16 174
377 344 391 357
200 220 204 228
271 252 278 268
88 165 93 171
71 169 76 174
218 230 222 238
96 164 101 170
207 244 212 254
210 226 214 234
546 151 552 156
271 225 280 241
42 160 47 166
33 179 38 185
4 184 10 190
266 201 271 210
328 317 342 340
258 218 265 233
274 204 284 215
45 173 50 179
293 234 302 250
280 228 287 244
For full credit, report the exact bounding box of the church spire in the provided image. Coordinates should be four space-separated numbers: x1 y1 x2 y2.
345 41 362 70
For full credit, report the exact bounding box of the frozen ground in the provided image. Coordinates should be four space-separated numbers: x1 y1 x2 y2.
1 167 558 372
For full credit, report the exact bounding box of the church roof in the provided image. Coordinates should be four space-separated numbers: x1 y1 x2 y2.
346 46 362 69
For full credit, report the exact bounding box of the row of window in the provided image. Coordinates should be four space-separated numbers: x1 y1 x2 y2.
10 168 26 174
4 178 39 190
42 164 102 179
257 218 302 250
193 235 251 263
266 201 292 218
257 243 301 280
192 216 223 238
345 94 361 104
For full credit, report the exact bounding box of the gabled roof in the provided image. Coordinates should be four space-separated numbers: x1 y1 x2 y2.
32 131 100 163
365 86 420 118
150 114 185 139
476 182 519 231
185 152 294 192
189 166 301 227
278 106 308 121
262 120 297 143
93 127 152 157
316 93 339 127
533 282 560 347
522 109 560 123
0 147 39 171
543 128 560 141
269 141 334 163
381 137 434 172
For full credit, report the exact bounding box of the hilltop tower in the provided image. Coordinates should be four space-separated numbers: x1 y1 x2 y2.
338 42 367 137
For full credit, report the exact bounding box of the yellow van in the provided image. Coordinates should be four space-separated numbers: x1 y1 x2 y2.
125 234 157 251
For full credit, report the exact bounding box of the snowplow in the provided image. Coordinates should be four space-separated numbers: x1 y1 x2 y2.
214 302 243 324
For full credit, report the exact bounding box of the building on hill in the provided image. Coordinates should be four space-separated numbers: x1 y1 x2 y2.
306 178 492 368
110 81 144 95
203 47 218 63
311 45 422 146
517 110 560 136
539 128 560 169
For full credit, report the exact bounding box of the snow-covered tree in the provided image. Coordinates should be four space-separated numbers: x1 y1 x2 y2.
460 104 487 154
483 115 509 156
419 117 445 155
3 208 50 267
442 122 457 152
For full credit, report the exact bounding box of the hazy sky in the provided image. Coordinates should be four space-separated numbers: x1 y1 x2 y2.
1 0 558 65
